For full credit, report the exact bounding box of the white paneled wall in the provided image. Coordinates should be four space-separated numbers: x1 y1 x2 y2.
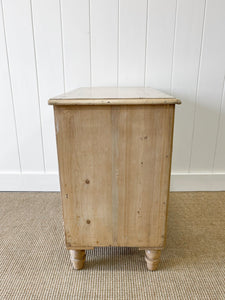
0 0 225 191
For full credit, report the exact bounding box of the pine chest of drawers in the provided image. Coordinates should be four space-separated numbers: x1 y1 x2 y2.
49 87 181 271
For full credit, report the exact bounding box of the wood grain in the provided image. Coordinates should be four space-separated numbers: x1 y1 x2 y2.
114 105 174 247
50 98 180 106
49 87 181 106
145 249 161 271
49 87 177 100
54 104 175 249
54 106 113 248
69 250 86 270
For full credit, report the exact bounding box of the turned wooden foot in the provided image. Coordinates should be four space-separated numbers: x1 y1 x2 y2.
145 249 161 271
69 250 86 270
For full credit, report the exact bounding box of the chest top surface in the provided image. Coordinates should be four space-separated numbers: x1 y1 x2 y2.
48 87 181 105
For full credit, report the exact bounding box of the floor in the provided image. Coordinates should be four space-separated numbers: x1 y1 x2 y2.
1 192 225 299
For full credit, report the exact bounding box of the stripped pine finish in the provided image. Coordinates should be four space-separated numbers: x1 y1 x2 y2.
50 87 180 270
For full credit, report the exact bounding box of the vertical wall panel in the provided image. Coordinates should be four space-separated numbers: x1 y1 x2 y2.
2 0 44 172
171 0 206 172
145 0 177 92
90 0 118 86
31 0 64 172
190 0 225 172
0 1 20 172
118 0 147 86
213 80 225 172
0 0 225 190
60 0 90 91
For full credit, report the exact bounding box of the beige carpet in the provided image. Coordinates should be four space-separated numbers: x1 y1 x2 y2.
1 192 225 299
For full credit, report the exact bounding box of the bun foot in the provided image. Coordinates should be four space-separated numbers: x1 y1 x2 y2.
145 249 161 271
69 250 86 270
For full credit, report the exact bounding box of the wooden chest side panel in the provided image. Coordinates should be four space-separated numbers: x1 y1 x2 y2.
54 104 174 249
54 106 113 248
114 105 174 247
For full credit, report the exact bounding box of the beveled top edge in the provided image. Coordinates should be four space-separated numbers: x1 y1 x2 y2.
48 87 181 105
48 98 181 105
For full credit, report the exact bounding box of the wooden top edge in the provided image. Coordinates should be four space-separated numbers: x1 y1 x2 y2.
49 87 180 100
48 98 181 105
48 87 181 105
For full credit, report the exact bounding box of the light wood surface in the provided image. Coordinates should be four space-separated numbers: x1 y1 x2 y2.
55 106 113 248
145 249 161 271
49 87 181 105
114 105 174 248
69 250 86 270
49 98 180 106
52 87 178 270
54 104 174 249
